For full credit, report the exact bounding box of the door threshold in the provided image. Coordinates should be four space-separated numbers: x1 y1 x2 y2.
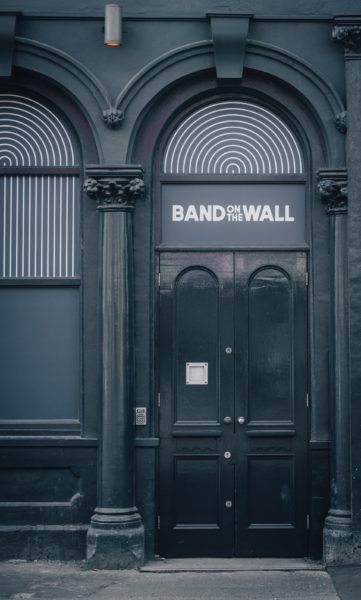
140 558 323 572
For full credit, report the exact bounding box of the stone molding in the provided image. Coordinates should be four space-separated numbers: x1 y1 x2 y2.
15 37 111 115
84 165 145 211
0 14 17 77
335 111 347 133
318 169 348 215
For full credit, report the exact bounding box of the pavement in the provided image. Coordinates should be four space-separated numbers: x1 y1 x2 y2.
0 558 360 600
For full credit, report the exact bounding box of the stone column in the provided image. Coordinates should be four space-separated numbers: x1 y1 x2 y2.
318 171 351 564
84 166 145 569
333 17 361 562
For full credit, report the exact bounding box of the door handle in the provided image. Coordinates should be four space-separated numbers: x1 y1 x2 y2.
237 416 246 425
223 416 232 424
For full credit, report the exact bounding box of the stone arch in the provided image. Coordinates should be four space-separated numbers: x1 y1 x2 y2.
13 36 109 161
125 39 344 167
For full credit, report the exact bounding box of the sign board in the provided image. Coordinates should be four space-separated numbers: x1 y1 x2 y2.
161 183 305 245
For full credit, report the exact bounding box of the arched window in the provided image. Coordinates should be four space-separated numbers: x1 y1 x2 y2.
0 94 80 278
160 99 305 247
163 100 303 176
0 94 81 429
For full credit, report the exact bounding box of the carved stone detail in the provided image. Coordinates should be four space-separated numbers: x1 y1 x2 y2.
333 25 361 53
102 108 124 129
335 111 347 133
84 168 145 211
318 177 348 214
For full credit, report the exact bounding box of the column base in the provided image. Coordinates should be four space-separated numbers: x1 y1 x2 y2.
323 509 353 565
86 507 144 569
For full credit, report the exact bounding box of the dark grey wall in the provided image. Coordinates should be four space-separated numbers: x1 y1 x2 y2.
0 0 359 562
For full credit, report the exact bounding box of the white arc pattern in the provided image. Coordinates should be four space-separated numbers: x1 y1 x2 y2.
163 101 303 175
0 95 79 278
0 95 77 166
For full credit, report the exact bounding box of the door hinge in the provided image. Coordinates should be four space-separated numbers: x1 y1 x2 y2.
157 515 160 530
305 271 309 286
307 514 310 529
306 393 310 408
157 272 161 287
157 392 161 408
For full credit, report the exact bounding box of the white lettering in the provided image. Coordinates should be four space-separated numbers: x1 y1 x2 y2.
227 213 243 222
172 205 184 221
274 205 284 222
213 206 226 221
242 205 262 221
260 205 274 221
184 205 199 221
171 203 295 225
226 205 241 214
199 205 213 221
285 205 295 222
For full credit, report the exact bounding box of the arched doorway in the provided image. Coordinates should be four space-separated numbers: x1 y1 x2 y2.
157 97 308 557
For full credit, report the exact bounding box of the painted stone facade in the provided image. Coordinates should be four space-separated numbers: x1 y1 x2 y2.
0 0 360 567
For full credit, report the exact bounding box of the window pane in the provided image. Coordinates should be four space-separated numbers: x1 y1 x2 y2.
0 175 80 278
0 287 80 419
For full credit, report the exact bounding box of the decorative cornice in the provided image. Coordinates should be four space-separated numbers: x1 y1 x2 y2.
335 111 347 133
102 108 124 129
84 165 145 212
318 169 348 215
333 18 361 54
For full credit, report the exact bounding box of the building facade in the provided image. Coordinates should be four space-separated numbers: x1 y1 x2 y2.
0 0 361 568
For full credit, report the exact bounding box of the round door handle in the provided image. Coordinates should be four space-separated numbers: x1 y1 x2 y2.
237 416 246 425
223 416 232 424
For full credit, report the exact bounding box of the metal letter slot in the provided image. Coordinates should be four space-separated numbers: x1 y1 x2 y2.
135 407 147 426
186 362 208 385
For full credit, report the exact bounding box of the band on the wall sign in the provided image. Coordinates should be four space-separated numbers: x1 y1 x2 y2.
161 183 306 245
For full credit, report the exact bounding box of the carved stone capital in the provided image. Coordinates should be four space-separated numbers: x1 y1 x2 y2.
318 169 348 214
102 108 124 129
333 21 361 54
335 111 347 133
84 166 145 211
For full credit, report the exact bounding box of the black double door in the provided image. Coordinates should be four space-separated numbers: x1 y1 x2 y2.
158 251 308 558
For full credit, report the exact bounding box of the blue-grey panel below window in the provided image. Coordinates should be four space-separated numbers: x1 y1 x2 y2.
0 287 80 419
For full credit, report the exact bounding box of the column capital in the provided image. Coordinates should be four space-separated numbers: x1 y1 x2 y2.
318 169 348 215
333 17 361 55
84 165 145 211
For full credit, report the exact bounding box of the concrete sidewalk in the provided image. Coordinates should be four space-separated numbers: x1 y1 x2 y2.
0 558 359 600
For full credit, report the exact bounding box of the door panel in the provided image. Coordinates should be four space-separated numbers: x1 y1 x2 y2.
175 267 219 424
248 267 293 423
159 251 308 557
159 253 234 557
